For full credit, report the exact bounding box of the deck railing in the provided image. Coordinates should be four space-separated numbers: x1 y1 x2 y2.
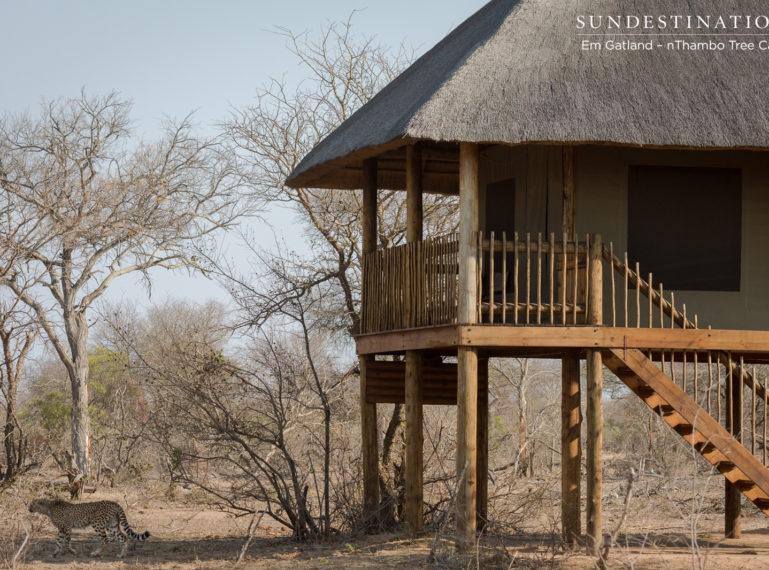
361 230 726 338
361 232 593 333
361 234 459 334
477 232 588 325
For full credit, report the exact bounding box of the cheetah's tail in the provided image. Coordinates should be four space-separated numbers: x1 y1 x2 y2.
127 529 151 541
118 511 151 541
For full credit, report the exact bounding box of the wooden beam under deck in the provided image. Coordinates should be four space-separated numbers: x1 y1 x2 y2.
355 325 769 361
365 359 489 406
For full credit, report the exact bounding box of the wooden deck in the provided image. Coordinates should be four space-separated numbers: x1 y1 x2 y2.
356 325 769 362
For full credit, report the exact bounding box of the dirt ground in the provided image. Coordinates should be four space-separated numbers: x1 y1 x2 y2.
5 479 769 569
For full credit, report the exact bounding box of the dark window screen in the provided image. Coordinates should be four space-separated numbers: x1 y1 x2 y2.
628 166 741 291
485 178 515 236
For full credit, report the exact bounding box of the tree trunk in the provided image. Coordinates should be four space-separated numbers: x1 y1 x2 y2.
69 366 91 479
379 403 404 528
1 329 27 481
2 374 20 479
3 401 21 479
65 310 91 478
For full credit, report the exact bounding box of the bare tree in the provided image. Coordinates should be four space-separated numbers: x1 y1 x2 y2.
222 19 458 335
0 298 38 483
0 91 243 477
101 296 354 540
491 359 559 477
221 19 458 523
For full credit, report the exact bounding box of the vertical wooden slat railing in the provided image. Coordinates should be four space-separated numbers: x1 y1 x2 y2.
361 233 459 334
477 232 588 325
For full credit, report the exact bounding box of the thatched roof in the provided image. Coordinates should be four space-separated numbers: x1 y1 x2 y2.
287 0 769 191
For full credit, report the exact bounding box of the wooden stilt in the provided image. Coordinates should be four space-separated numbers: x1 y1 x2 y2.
457 346 478 549
725 357 742 538
562 147 576 236
360 158 380 529
456 143 479 550
477 357 489 530
585 234 603 555
560 145 582 546
404 145 424 536
406 145 423 244
405 350 423 536
561 353 581 545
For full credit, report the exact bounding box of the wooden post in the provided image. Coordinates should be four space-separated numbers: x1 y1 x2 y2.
561 353 581 545
560 145 582 546
477 357 489 530
405 350 423 536
585 234 603 555
406 145 423 243
725 364 742 538
405 144 424 536
360 158 380 529
562 147 576 236
457 142 479 550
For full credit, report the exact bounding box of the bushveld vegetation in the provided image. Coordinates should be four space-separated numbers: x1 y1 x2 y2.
1 19 767 570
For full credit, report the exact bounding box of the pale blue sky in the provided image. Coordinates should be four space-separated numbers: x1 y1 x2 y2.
1 0 486 306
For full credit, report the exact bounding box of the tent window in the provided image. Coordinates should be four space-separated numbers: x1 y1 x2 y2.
628 165 741 292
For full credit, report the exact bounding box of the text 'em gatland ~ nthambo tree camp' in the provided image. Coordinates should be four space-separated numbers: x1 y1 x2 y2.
286 0 769 554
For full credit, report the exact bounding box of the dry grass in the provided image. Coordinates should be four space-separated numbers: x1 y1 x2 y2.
4 464 769 569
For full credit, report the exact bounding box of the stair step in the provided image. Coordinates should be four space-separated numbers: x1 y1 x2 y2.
636 386 655 398
734 480 757 492
715 461 736 473
657 404 675 416
755 498 769 510
694 441 717 454
673 424 694 436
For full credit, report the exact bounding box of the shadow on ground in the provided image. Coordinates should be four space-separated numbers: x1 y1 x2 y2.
17 529 769 568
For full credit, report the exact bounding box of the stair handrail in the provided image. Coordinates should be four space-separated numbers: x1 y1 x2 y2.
602 245 766 401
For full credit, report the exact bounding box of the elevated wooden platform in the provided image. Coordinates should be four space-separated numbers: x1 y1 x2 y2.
355 325 769 363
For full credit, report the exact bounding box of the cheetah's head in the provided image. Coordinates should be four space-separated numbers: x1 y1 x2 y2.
29 498 52 515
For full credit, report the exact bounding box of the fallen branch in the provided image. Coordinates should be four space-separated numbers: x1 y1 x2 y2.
599 467 635 569
11 524 30 570
235 510 267 564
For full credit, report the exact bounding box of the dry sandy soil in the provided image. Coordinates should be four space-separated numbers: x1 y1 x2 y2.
4 478 769 568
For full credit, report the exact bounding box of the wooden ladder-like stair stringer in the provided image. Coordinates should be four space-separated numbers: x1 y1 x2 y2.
603 348 769 515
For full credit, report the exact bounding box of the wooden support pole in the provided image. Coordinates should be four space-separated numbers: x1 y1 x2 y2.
457 346 478 549
458 143 479 325
562 147 576 236
360 158 380 529
477 357 489 531
585 234 603 555
457 143 479 550
561 353 581 545
560 144 582 546
406 145 423 243
362 158 378 269
405 350 423 536
405 145 424 536
725 361 743 538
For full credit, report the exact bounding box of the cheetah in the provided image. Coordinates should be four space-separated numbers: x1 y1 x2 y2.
29 498 150 558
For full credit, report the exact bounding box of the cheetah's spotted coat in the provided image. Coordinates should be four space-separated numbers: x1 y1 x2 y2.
29 498 150 558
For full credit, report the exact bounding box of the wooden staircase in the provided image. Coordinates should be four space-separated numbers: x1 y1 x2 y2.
603 347 769 514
